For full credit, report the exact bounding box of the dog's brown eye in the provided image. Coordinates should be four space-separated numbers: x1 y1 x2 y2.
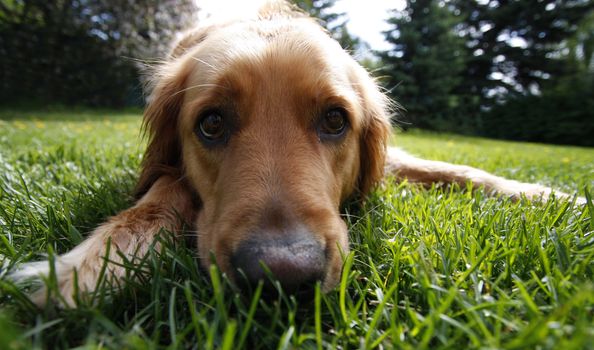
319 108 348 139
198 112 225 141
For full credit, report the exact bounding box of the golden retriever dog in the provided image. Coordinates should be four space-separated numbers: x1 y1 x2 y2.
13 1 581 306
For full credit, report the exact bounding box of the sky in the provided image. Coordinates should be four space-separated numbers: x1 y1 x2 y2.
332 0 405 51
198 0 406 52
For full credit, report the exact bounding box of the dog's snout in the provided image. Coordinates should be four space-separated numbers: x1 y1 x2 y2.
231 235 326 295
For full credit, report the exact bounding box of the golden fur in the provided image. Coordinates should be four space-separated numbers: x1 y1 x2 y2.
12 1 580 306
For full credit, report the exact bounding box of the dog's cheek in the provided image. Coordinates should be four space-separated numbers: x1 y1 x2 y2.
180 139 221 205
194 205 243 278
330 136 361 203
195 210 220 272
322 218 350 291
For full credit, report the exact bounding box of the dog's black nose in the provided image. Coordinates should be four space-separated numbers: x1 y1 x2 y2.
231 236 326 295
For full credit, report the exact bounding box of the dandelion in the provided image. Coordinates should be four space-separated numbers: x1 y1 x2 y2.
13 121 27 130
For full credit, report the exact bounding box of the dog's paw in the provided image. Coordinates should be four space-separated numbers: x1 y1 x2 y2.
10 205 179 307
9 236 111 307
507 182 587 206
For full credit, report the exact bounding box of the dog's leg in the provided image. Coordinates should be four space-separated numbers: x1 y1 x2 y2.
11 176 195 306
385 147 584 203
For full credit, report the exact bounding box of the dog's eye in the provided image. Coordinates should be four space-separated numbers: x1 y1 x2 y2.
197 112 226 142
318 108 348 139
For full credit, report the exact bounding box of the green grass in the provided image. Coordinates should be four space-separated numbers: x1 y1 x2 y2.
0 108 593 349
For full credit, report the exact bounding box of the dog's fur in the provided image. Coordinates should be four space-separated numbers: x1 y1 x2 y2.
12 2 580 306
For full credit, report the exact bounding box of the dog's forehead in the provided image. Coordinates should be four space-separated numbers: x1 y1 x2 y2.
187 19 358 95
202 18 346 62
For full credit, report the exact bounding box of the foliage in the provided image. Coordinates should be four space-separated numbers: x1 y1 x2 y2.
0 109 593 349
478 6 594 146
482 72 594 146
450 0 594 111
380 0 594 145
0 0 198 107
380 0 467 131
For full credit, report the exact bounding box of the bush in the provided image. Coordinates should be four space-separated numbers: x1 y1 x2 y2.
480 73 594 147
0 24 138 107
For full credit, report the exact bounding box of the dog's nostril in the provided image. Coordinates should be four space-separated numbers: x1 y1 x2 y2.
231 237 326 295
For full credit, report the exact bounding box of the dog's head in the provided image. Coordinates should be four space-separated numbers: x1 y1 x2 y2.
137 3 391 294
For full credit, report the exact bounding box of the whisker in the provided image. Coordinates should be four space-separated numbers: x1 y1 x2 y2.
190 57 220 71
182 232 201 238
170 83 229 97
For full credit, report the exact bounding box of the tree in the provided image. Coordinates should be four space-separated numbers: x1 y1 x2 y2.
0 0 198 106
480 9 594 146
379 0 467 130
80 1 198 61
450 0 594 111
377 0 594 144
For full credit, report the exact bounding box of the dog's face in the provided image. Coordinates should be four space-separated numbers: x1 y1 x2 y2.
139 9 391 293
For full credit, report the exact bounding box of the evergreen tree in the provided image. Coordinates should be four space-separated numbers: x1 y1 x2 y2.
481 8 594 146
0 0 198 106
450 0 594 111
380 0 467 130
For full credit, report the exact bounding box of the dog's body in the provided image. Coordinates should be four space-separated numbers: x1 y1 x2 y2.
13 2 579 306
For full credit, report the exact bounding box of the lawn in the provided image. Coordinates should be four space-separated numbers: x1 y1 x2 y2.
0 108 593 349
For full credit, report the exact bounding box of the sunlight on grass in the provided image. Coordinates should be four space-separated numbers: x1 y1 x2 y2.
0 109 592 349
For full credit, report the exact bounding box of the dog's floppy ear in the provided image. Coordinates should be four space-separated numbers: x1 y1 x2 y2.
135 27 214 197
134 63 189 198
357 78 392 196
170 26 213 59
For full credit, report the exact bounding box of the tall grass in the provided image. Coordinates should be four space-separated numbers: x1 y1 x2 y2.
0 108 592 349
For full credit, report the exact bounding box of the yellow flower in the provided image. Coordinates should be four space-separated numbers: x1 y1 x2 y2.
13 121 27 130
